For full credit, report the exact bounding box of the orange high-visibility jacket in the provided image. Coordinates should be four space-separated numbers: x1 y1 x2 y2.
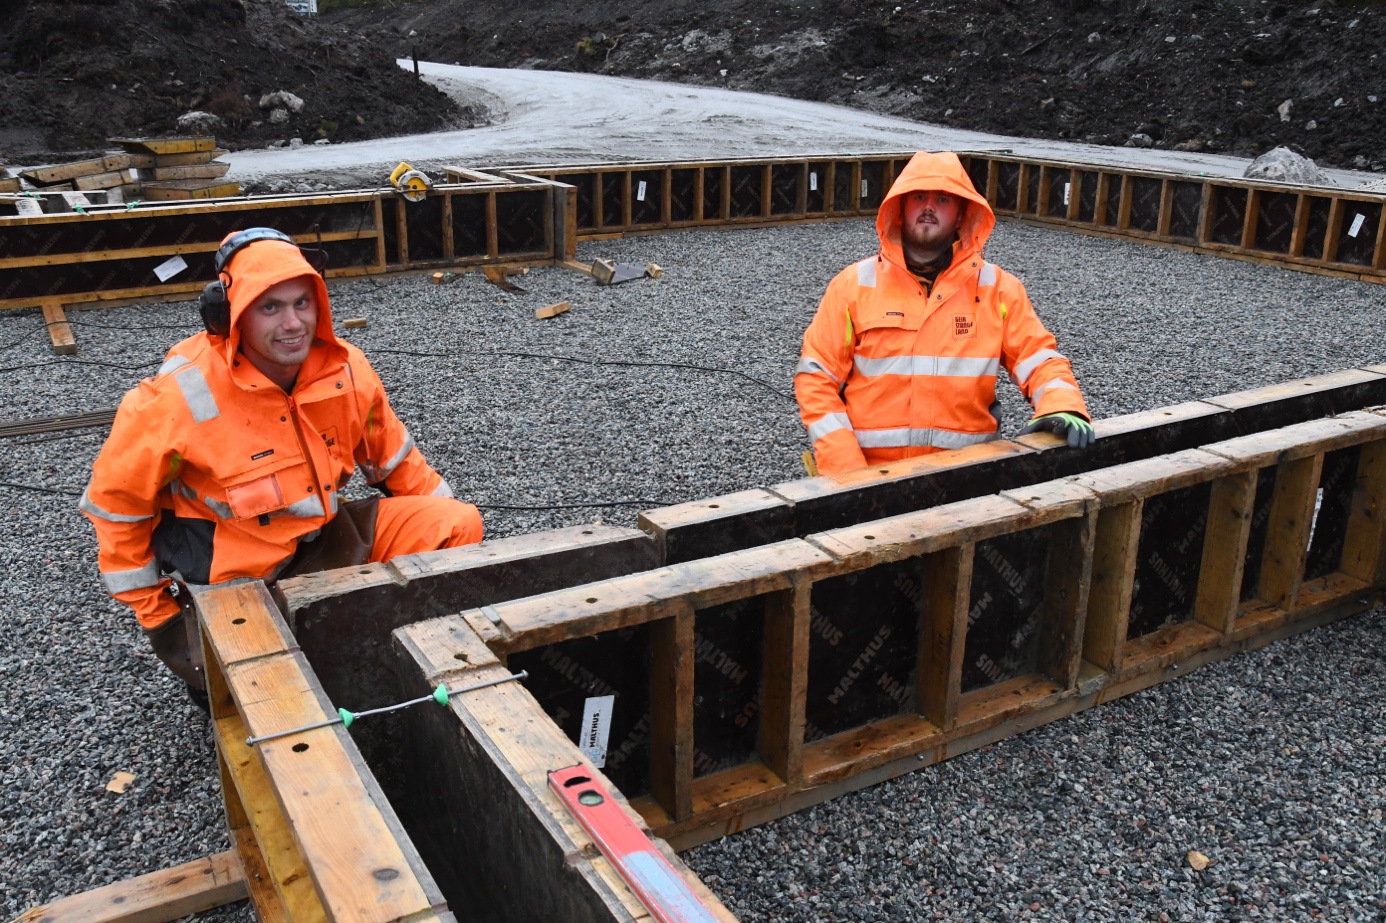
795 151 1089 475
81 237 454 629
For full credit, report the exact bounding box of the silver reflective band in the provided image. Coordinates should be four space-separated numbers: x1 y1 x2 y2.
1013 348 1066 386
855 428 999 450
158 355 190 376
173 366 220 423
1031 378 1078 402
431 479 455 498
807 413 854 443
795 356 840 383
978 262 998 286
78 486 153 523
856 258 877 289
101 559 162 594
375 432 416 481
203 495 233 519
327 490 340 514
277 494 325 519
853 355 1000 378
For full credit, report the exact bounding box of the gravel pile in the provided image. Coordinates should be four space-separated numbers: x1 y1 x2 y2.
2 218 1385 919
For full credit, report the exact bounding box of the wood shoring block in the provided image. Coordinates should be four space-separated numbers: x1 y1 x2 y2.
1200 409 1386 467
1290 193 1311 257
1338 437 1386 583
917 543 973 732
41 302 77 355
649 601 695 821
758 578 811 784
1083 499 1143 671
1256 453 1324 610
1191 470 1257 635
111 137 218 156
10 851 247 923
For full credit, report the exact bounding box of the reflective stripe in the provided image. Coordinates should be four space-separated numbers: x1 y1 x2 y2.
277 494 325 519
327 490 340 514
795 356 840 383
856 258 877 289
170 479 199 502
101 559 162 594
807 413 854 443
78 486 153 523
1031 378 1078 403
374 432 416 481
1013 348 1066 386
173 366 220 423
856 428 999 450
431 479 455 499
853 355 1000 378
158 355 190 376
978 262 998 287
203 495 233 519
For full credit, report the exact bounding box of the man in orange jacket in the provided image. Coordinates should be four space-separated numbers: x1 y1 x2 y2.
81 228 483 698
796 151 1094 476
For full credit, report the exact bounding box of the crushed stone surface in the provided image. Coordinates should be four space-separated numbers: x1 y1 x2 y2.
2 218 1385 918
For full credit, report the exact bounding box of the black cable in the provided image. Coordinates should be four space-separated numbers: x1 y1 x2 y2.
0 358 160 375
372 346 794 400
0 480 80 497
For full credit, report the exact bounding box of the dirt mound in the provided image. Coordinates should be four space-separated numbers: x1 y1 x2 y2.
0 0 482 163
325 0 1386 172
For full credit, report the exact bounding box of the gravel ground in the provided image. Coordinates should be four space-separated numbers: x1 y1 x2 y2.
2 219 1385 918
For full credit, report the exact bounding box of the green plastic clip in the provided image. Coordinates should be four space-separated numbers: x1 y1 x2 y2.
125 200 141 211
338 707 355 729
433 684 449 706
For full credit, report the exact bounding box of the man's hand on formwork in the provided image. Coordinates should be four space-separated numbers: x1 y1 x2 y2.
1019 412 1095 449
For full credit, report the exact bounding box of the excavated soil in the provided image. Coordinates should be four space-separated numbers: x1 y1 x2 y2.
0 0 480 163
326 0 1386 171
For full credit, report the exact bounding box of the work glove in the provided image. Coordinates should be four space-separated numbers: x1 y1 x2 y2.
1019 412 1096 449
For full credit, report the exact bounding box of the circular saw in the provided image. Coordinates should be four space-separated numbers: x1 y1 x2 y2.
389 161 431 202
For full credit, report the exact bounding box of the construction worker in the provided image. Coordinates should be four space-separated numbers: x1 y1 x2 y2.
796 151 1093 476
81 228 483 701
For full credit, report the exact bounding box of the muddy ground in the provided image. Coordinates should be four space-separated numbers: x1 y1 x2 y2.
327 0 1386 171
0 0 480 163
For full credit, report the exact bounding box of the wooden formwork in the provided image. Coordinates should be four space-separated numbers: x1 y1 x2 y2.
395 408 1386 869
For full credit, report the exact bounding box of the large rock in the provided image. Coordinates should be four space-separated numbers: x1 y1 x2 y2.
176 110 223 133
1243 146 1336 186
259 90 305 114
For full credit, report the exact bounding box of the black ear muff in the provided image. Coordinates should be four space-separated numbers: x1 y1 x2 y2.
298 247 329 274
199 278 231 337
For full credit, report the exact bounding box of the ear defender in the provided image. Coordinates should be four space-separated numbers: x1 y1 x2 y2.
197 227 321 337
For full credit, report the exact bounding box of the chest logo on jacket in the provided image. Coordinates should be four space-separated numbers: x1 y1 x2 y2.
953 312 976 339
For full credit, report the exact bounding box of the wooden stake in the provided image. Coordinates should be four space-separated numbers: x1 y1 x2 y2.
11 851 247 923
42 302 77 355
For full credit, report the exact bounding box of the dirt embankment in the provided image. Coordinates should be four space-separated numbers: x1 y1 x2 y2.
0 0 481 163
327 0 1386 171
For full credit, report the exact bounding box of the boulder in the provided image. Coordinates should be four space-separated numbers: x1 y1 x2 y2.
259 91 306 113
176 110 223 133
1243 146 1336 186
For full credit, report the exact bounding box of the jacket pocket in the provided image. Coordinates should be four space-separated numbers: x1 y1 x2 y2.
224 473 286 521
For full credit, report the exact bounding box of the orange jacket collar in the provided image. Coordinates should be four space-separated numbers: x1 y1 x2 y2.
875 151 996 274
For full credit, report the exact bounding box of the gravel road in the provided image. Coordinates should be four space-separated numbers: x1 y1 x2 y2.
2 218 1384 919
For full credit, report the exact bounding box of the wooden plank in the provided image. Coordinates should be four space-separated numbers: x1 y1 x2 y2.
638 487 793 565
1192 470 1257 635
917 543 972 731
1337 437 1386 583
1071 448 1232 506
1323 196 1345 263
1083 499 1143 671
1290 193 1310 257
73 169 134 191
20 154 129 185
1036 507 1097 689
1375 204 1386 271
758 579 810 784
192 581 296 669
1256 453 1323 610
1116 174 1133 229
11 851 247 923
1202 410 1386 468
231 825 289 923
41 302 77 355
139 180 240 200
215 711 330 923
111 137 218 156
153 148 228 167
807 493 1036 570
649 602 694 821
1241 188 1260 249
1156 178 1173 237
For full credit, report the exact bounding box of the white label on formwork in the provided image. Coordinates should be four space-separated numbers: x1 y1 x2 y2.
578 694 615 767
1063 183 1071 206
861 179 869 198
1349 213 1367 238
153 254 188 282
810 172 818 191
637 180 647 202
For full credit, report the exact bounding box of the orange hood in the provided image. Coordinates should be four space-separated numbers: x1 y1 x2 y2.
876 151 995 270
216 233 342 375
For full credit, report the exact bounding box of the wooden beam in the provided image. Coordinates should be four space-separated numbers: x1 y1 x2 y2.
1037 507 1097 689
1083 499 1143 671
649 602 695 821
1192 470 1257 635
917 543 973 732
41 302 76 355
11 852 247 923
759 578 811 784
1338 437 1386 583
1256 453 1324 610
